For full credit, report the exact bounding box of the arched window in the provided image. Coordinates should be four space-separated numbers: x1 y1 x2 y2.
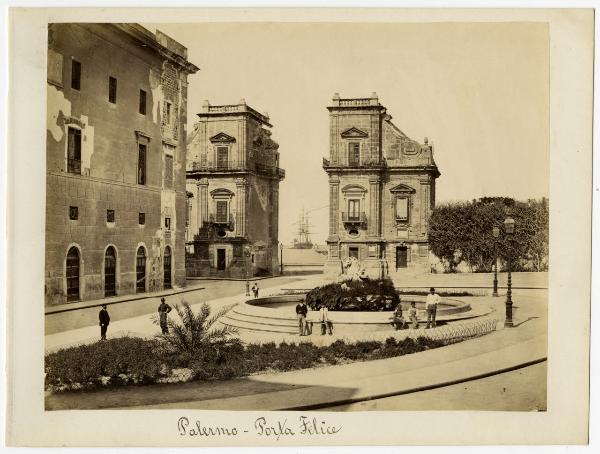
104 246 116 297
66 247 80 301
164 246 172 289
136 247 146 293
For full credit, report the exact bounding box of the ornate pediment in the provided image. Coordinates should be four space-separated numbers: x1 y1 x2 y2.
340 127 368 139
209 188 235 198
341 184 367 194
209 132 236 143
389 184 416 194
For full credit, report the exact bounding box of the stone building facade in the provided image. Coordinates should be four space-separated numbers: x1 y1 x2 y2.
45 23 199 305
186 100 285 278
323 93 440 279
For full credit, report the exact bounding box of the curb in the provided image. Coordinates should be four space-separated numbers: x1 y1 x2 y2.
45 285 206 315
281 356 548 411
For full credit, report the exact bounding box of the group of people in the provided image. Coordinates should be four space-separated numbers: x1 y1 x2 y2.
295 299 333 337
391 287 441 330
98 296 173 340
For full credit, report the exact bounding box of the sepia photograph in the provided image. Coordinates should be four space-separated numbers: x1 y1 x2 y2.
4 5 593 448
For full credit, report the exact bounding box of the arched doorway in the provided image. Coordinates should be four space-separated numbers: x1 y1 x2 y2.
136 246 146 293
104 246 116 297
163 246 172 289
66 247 80 302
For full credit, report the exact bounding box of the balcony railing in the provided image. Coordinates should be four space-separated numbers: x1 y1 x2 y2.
322 157 386 169
188 161 285 178
67 158 81 174
208 213 235 230
342 212 367 226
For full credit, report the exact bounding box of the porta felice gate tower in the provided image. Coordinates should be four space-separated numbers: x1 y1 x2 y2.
323 93 440 279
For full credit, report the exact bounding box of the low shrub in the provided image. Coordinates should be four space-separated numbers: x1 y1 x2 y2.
46 332 455 392
306 278 400 311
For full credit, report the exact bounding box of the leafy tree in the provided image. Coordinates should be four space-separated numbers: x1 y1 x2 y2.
428 197 549 272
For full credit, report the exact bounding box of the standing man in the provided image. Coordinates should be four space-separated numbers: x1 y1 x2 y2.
295 299 308 336
158 297 172 335
425 287 441 329
252 282 259 299
99 304 110 340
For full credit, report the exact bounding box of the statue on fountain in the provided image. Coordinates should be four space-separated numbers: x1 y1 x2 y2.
337 256 368 283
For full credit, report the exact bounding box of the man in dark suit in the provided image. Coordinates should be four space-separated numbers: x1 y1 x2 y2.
99 304 110 340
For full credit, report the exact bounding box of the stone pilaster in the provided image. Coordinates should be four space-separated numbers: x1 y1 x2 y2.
196 178 209 230
368 175 381 237
235 177 247 237
328 175 340 236
419 177 430 237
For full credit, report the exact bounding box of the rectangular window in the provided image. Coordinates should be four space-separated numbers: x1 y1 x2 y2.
107 209 115 223
165 217 171 230
139 89 147 115
67 127 81 174
164 154 174 188
216 201 228 223
69 206 78 220
348 199 360 220
396 197 409 221
216 147 228 169
108 76 117 103
71 60 81 90
137 144 147 185
139 212 145 225
348 142 360 166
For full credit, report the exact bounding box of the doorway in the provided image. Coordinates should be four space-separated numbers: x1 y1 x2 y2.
217 248 226 270
104 246 116 297
66 247 80 302
164 246 172 289
396 246 408 269
136 247 146 293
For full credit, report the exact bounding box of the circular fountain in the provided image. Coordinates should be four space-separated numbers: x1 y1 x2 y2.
219 293 492 335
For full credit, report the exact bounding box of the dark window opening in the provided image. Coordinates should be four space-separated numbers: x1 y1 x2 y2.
71 60 81 90
107 209 115 223
108 76 117 103
216 147 228 169
67 127 81 174
139 89 147 115
139 212 145 225
348 142 360 166
164 217 171 230
349 247 359 259
216 201 228 223
69 206 78 220
138 143 147 185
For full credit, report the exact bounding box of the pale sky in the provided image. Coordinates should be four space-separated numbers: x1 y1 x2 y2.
146 22 549 244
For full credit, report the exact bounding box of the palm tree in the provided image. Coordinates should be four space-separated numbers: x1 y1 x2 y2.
153 301 238 354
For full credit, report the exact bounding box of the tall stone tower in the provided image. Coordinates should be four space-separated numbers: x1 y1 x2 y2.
323 93 440 279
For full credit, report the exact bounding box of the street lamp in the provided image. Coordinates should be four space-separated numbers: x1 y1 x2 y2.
504 217 515 328
244 246 251 297
280 242 284 276
492 226 500 297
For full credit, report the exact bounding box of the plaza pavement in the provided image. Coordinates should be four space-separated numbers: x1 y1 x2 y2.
45 272 547 411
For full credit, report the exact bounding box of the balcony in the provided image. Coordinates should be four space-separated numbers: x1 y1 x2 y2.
342 212 367 227
208 213 235 231
254 162 285 179
322 157 386 169
187 161 285 178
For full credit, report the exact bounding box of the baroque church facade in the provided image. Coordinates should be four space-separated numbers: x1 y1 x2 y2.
185 100 285 278
323 93 440 279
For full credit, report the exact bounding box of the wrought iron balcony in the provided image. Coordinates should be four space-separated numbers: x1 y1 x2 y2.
208 213 235 230
342 212 367 226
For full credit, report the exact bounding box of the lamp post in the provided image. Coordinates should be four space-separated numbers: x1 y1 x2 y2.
504 217 515 328
492 226 500 297
244 246 251 297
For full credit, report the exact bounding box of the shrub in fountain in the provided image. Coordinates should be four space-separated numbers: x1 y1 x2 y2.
305 277 400 311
